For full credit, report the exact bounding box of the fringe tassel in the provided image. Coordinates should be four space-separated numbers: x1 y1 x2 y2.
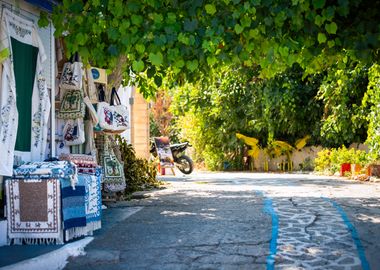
65 221 101 241
11 237 64 245
65 226 89 241
86 221 101 232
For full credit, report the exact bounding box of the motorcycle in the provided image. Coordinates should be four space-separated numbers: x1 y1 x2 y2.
150 141 194 174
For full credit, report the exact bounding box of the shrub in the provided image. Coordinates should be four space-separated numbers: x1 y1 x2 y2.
116 136 159 194
314 146 369 175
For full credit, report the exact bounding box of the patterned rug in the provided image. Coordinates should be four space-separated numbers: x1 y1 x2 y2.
83 171 102 232
13 161 78 188
61 176 86 241
6 178 63 244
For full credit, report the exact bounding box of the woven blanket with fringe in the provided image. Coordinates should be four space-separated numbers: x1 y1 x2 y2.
13 161 78 188
63 168 102 241
83 170 102 233
61 176 86 241
5 178 63 245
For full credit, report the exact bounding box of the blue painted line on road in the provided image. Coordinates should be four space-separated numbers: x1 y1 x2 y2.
322 197 371 270
256 191 278 270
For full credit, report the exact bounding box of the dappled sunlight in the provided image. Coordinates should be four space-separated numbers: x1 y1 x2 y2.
160 210 197 217
160 210 217 220
356 214 380 224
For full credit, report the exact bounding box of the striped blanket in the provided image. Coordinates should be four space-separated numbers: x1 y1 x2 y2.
61 176 86 241
62 169 102 241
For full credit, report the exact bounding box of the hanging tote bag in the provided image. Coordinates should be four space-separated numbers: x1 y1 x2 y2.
63 119 85 146
97 88 129 132
109 87 129 131
100 136 126 193
59 54 83 90
57 89 86 119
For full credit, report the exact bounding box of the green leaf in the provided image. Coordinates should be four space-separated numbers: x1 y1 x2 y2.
207 56 217 66
131 14 143 26
178 33 190 45
174 59 185 68
246 42 254 52
249 29 260 39
325 22 338 34
327 40 335 48
278 46 289 57
132 60 144 72
136 44 145 54
234 24 244 34
149 52 164 66
240 16 251 28
205 4 216 15
317 33 327 43
313 0 325 9
186 60 198 72
314 15 324 27
76 33 87 45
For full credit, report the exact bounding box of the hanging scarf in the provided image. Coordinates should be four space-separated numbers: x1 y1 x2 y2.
0 9 50 176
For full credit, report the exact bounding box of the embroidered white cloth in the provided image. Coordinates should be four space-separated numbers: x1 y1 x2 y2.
0 9 50 176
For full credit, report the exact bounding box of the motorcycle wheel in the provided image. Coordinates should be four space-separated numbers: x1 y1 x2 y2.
176 155 194 174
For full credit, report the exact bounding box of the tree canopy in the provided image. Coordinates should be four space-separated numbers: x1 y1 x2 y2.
43 0 380 168
42 0 380 96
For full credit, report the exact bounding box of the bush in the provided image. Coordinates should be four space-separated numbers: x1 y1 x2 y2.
314 146 369 174
116 136 159 194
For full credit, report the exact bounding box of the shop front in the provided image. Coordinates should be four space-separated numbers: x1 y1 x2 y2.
0 0 131 246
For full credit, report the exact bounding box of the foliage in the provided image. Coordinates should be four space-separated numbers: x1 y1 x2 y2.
314 146 369 174
363 64 380 160
317 63 370 147
116 136 159 193
43 0 380 97
149 89 180 142
149 112 161 138
171 67 259 170
171 65 324 170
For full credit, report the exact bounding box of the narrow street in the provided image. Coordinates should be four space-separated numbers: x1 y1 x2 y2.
65 173 380 270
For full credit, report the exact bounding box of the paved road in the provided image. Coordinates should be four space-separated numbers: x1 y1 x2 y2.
65 172 380 270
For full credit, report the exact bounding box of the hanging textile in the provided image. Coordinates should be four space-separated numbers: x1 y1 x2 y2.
61 175 87 241
0 9 50 176
5 178 63 244
84 169 102 233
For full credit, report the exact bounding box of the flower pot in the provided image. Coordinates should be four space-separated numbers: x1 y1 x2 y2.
351 164 362 176
340 163 351 176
